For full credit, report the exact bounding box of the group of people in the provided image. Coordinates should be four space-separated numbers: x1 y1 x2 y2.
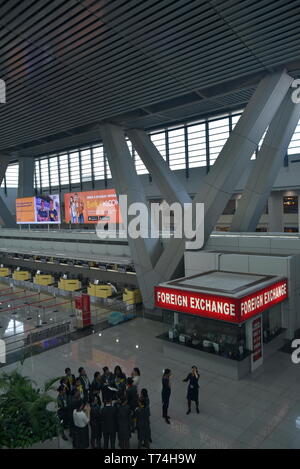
56 364 200 449
57 366 150 449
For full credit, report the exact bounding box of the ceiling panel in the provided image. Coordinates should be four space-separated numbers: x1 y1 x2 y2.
0 0 299 156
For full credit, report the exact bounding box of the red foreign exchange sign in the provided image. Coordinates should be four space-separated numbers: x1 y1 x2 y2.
154 279 288 324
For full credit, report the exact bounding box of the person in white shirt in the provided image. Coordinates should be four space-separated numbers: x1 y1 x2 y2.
131 367 140 387
73 400 90 449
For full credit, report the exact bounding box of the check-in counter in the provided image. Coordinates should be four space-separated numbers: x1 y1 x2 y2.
58 278 81 291
123 288 142 305
0 267 10 277
13 270 31 281
34 274 54 286
88 283 113 298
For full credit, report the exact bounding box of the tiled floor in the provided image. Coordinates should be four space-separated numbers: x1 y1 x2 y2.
0 283 111 355
3 317 300 449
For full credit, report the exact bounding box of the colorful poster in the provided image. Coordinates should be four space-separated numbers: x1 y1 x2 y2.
16 197 35 223
64 189 122 224
16 195 61 224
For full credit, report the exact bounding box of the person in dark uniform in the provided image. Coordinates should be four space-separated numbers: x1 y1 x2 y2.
68 389 81 444
100 366 115 403
114 365 126 395
183 366 200 414
101 399 118 449
57 385 69 441
65 368 76 396
90 394 102 449
141 388 152 444
126 377 139 433
162 369 172 424
78 367 90 403
73 400 90 449
135 397 151 449
116 396 131 449
90 371 102 400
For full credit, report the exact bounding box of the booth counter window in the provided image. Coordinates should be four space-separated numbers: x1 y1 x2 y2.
159 311 251 361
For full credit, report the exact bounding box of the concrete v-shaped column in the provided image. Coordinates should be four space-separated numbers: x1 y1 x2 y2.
154 70 294 283
126 128 191 205
18 157 35 198
99 123 163 309
0 154 15 227
230 88 300 232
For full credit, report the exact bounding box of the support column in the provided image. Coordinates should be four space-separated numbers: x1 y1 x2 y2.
127 129 191 205
99 123 162 309
0 154 15 227
154 70 293 281
18 157 34 198
231 89 300 232
268 192 283 232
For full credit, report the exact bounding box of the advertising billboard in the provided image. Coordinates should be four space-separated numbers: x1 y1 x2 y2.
16 195 61 224
64 189 122 224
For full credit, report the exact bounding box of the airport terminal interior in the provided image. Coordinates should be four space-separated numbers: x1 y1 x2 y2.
1 0 300 451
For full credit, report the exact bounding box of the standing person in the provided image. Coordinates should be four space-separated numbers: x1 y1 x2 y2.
57 385 69 441
100 366 115 403
73 400 90 449
90 371 102 400
75 377 84 400
126 377 139 433
114 365 126 395
78 367 90 403
135 398 151 449
183 366 200 414
101 399 118 449
90 395 102 449
116 396 131 449
65 368 76 396
131 367 140 388
162 369 172 424
140 388 152 444
68 390 81 444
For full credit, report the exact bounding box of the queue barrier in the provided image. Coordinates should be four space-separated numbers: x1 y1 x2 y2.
4 320 72 358
23 322 71 346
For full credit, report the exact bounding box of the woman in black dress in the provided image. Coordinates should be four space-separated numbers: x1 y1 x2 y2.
162 369 172 424
183 366 200 415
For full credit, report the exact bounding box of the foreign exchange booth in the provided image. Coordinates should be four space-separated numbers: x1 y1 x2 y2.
155 271 288 379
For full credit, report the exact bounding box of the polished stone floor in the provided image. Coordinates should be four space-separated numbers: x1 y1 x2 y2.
3 317 300 449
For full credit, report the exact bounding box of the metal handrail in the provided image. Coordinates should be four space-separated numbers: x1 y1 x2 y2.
4 320 71 356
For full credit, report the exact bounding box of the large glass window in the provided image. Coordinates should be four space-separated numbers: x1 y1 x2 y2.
69 151 80 185
92 145 105 181
49 156 59 188
168 127 186 170
208 117 230 165
150 132 167 161
187 123 206 168
2 163 19 188
34 160 41 191
40 158 49 189
80 149 92 182
59 153 69 187
288 120 300 155
29 109 300 192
